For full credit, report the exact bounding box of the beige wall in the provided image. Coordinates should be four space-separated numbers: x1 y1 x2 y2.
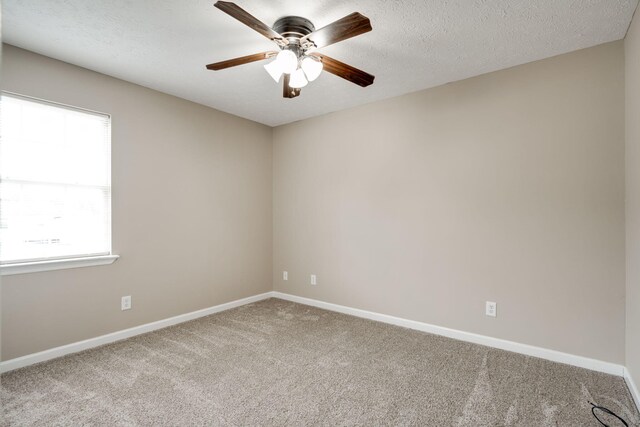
273 42 626 363
0 45 273 361
626 9 640 389
1 40 630 367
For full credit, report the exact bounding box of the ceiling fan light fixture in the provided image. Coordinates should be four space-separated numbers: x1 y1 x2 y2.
289 68 308 88
275 49 298 74
301 56 323 82
264 60 284 82
206 2 375 98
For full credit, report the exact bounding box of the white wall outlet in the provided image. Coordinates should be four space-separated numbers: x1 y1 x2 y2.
283 271 288 281
310 274 317 286
121 295 132 311
486 301 497 317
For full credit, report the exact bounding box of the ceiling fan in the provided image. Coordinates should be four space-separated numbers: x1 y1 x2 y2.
206 1 375 98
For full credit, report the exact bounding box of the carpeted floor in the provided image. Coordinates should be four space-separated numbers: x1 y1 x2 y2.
1 298 638 426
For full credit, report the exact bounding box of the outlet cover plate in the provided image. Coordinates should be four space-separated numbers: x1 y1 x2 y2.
486 301 497 317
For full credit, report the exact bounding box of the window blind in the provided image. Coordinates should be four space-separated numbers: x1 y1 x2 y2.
0 93 112 264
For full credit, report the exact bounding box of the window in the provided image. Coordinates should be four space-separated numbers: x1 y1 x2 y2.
0 93 116 273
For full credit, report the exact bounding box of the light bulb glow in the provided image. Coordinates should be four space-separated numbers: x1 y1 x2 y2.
276 50 298 74
289 68 308 89
301 56 323 81
263 60 283 83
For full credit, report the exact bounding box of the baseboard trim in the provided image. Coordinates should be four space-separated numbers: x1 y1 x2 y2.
624 367 640 411
272 292 625 377
0 292 273 373
1 291 627 379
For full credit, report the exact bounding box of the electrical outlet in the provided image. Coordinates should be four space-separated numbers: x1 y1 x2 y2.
486 301 497 317
121 295 132 311
283 271 288 281
310 274 317 285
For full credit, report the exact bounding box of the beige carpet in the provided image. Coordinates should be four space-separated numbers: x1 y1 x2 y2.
1 298 638 426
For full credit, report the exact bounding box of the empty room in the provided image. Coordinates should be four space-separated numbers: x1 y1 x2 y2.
1 0 640 425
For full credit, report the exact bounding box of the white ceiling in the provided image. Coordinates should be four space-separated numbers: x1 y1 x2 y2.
2 0 638 126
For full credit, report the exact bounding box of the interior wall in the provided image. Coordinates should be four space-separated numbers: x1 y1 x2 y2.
626 9 640 389
0 39 629 367
0 45 273 361
1 20 3 365
273 41 625 364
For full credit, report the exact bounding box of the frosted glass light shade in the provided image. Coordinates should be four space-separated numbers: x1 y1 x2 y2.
289 68 308 88
276 50 298 74
264 60 283 83
301 56 323 81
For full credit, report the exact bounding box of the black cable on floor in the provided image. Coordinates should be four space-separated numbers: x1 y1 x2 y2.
589 401 629 427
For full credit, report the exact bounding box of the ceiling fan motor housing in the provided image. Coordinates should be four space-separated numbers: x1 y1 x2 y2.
273 16 315 46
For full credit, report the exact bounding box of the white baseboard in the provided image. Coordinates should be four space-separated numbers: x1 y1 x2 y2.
0 292 273 373
624 367 640 411
1 290 628 381
272 292 625 377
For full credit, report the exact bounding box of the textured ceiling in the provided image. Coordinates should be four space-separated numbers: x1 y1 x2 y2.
2 0 638 126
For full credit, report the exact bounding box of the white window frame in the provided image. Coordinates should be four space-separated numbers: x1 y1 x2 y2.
0 92 118 275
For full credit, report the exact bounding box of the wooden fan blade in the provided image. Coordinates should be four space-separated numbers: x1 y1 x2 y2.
283 74 301 98
310 53 375 87
206 51 277 71
214 1 287 45
300 12 371 49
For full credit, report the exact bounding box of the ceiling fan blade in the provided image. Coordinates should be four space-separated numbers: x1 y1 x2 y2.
310 53 375 87
214 1 287 45
283 74 301 98
300 12 371 49
206 51 277 71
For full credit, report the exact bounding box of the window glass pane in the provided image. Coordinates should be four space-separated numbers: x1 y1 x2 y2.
0 96 110 186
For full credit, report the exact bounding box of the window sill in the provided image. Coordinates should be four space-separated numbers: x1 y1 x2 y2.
1 255 119 276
